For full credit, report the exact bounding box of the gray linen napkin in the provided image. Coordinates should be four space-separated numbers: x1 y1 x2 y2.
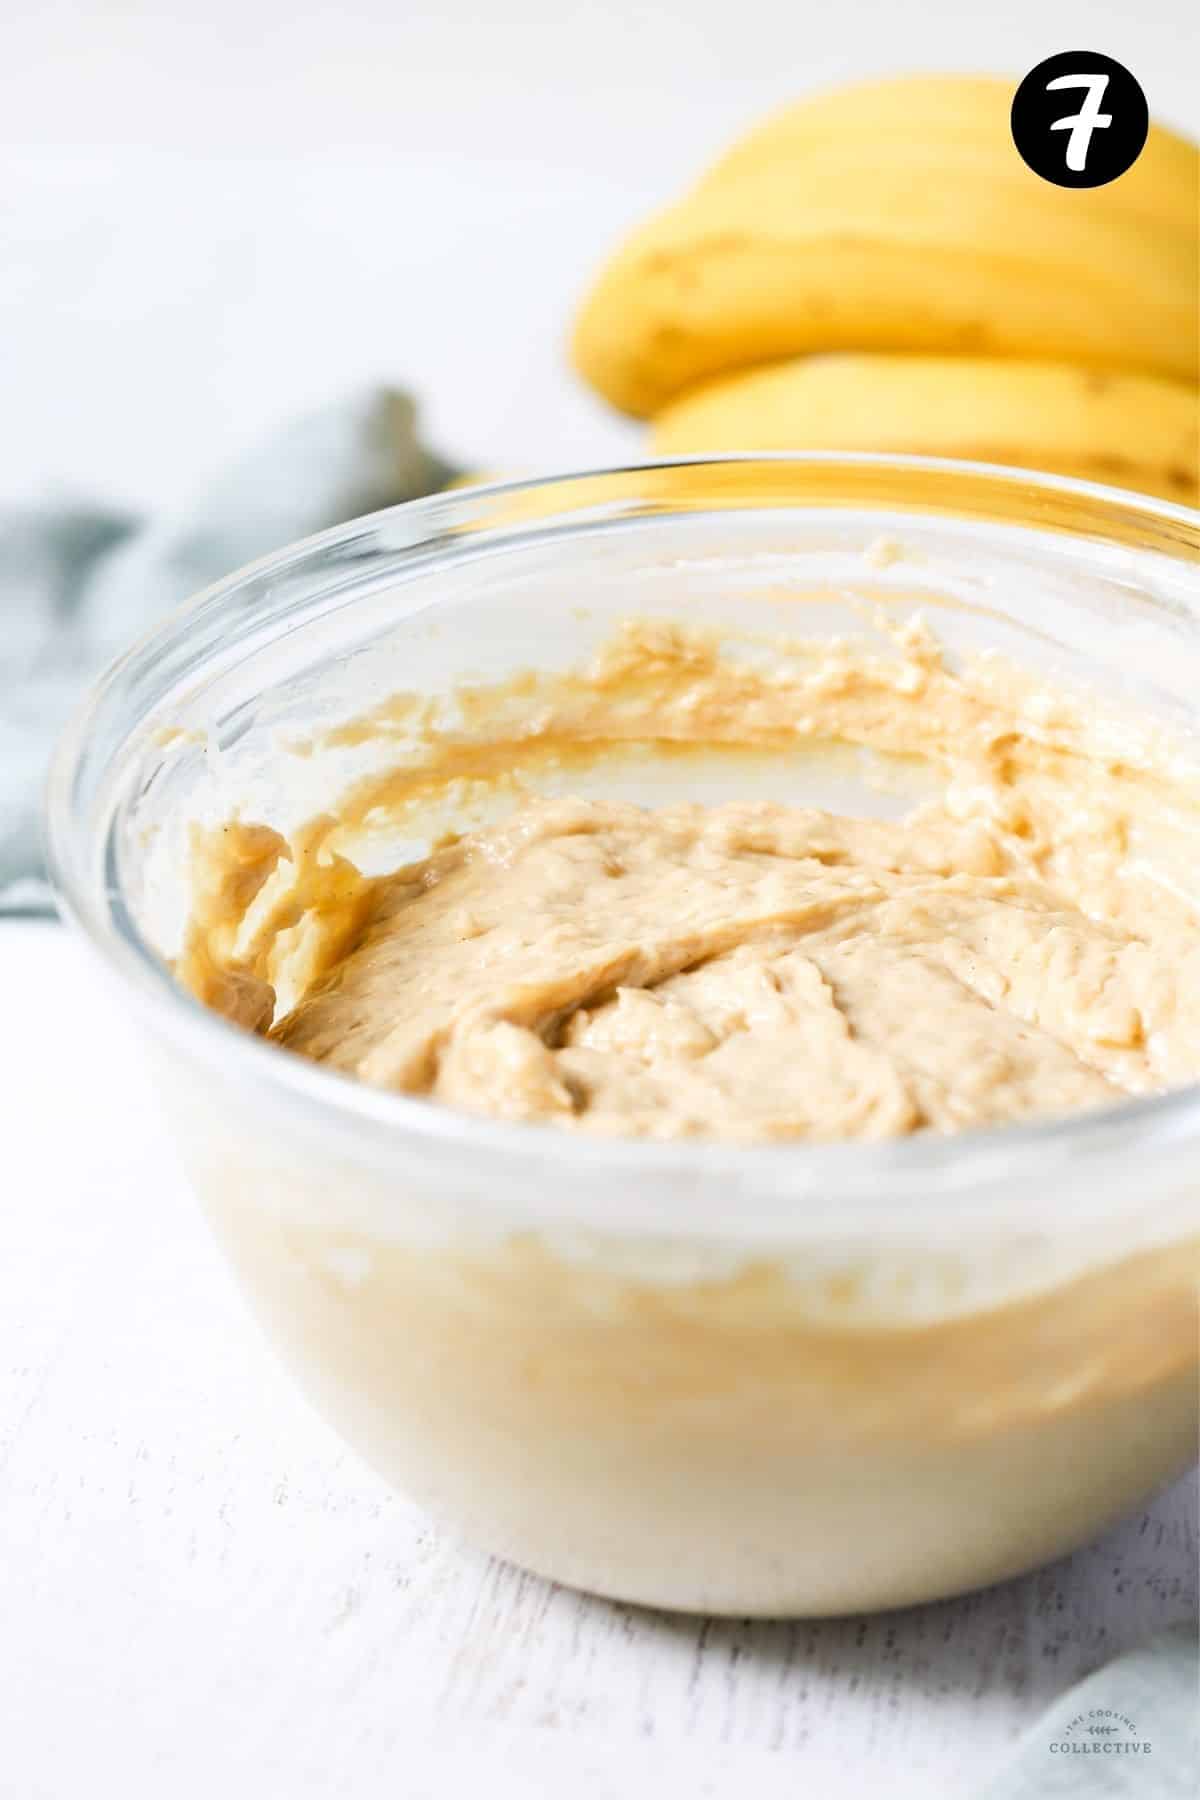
1 387 453 913
980 1623 1198 1796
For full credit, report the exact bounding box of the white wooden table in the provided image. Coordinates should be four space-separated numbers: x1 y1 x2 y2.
2 924 1195 1798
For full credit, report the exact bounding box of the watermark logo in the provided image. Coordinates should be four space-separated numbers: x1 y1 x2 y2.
1049 1706 1153 1759
1011 52 1149 188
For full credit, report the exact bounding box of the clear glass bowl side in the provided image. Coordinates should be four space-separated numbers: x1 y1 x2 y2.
45 456 1200 1613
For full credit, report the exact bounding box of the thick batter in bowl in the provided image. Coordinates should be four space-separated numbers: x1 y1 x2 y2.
48 457 1200 1614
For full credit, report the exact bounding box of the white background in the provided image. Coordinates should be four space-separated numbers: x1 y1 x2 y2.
2 4 1198 1795
3 0 1199 506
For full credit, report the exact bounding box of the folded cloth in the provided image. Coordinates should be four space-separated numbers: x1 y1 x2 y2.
1 387 454 914
981 1623 1199 1796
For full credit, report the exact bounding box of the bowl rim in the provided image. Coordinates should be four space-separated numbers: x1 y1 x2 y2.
44 452 1200 1213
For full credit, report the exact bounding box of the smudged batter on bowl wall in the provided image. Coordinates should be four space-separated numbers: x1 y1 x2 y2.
176 617 1200 1142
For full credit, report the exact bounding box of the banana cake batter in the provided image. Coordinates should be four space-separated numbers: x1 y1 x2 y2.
179 617 1200 1141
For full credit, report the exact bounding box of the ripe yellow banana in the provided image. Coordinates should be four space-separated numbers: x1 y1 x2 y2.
699 77 1198 240
572 76 1199 417
440 469 510 490
650 354 1200 505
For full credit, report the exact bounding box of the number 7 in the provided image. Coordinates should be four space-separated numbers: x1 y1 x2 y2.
1046 73 1113 172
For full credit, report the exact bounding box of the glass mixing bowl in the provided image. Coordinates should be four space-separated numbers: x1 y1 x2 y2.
47 456 1200 1616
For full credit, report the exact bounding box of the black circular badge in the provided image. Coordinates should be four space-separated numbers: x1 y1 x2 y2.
1011 52 1148 188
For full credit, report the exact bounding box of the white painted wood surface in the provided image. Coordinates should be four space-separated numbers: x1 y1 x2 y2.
2 925 1196 1798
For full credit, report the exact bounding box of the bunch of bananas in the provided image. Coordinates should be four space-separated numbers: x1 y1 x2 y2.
571 76 1199 504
